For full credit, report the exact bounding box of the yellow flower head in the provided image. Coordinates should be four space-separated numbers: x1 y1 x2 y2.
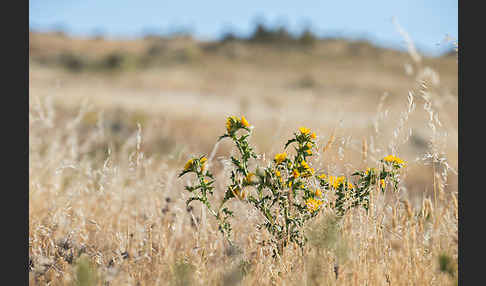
293 169 300 178
329 176 345 189
327 176 335 187
347 182 354 190
365 168 376 175
383 155 405 165
233 187 246 199
299 126 311 135
226 116 238 133
337 177 345 187
240 116 250 128
380 179 386 188
184 159 194 171
311 132 317 139
246 172 256 184
315 189 322 197
301 160 310 169
331 177 340 189
318 173 327 180
306 142 313 149
200 157 208 171
274 153 287 164
306 150 312 155
306 198 323 213
275 170 281 177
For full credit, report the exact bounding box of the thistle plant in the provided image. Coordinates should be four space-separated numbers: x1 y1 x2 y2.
178 154 231 238
179 116 405 255
178 116 254 241
322 154 406 216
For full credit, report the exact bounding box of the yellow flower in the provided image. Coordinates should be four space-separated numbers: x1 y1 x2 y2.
274 153 287 164
365 168 376 175
331 177 339 189
327 176 335 188
246 173 256 184
315 189 322 197
293 169 300 178
226 118 232 132
380 179 386 188
306 142 313 149
204 179 209 184
226 116 238 133
318 174 327 180
184 159 194 171
299 126 311 135
328 176 345 189
306 198 323 213
233 187 246 199
200 157 207 171
383 155 405 165
301 160 310 169
275 170 281 177
306 150 312 155
240 116 250 127
347 182 354 189
302 167 315 178
310 132 316 139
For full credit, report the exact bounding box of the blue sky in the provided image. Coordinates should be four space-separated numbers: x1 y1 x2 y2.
29 0 457 56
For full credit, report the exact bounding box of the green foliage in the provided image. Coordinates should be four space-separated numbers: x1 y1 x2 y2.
172 260 196 286
298 28 318 46
99 52 125 70
248 23 296 45
308 214 340 251
438 253 456 277
58 52 86 73
307 213 349 274
221 32 238 43
74 255 99 286
57 50 137 73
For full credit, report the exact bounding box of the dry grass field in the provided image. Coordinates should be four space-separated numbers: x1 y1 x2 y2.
29 31 458 285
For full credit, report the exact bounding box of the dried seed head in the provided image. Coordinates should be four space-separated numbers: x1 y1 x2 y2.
323 132 336 154
423 198 434 219
402 200 413 220
361 137 368 162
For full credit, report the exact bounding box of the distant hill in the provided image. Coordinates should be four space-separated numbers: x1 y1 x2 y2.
29 31 456 71
29 31 457 102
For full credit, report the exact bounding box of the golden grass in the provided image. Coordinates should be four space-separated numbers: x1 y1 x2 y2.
29 33 457 285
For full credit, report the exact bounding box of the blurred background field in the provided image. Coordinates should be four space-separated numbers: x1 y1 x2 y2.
29 27 458 195
29 2 457 285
